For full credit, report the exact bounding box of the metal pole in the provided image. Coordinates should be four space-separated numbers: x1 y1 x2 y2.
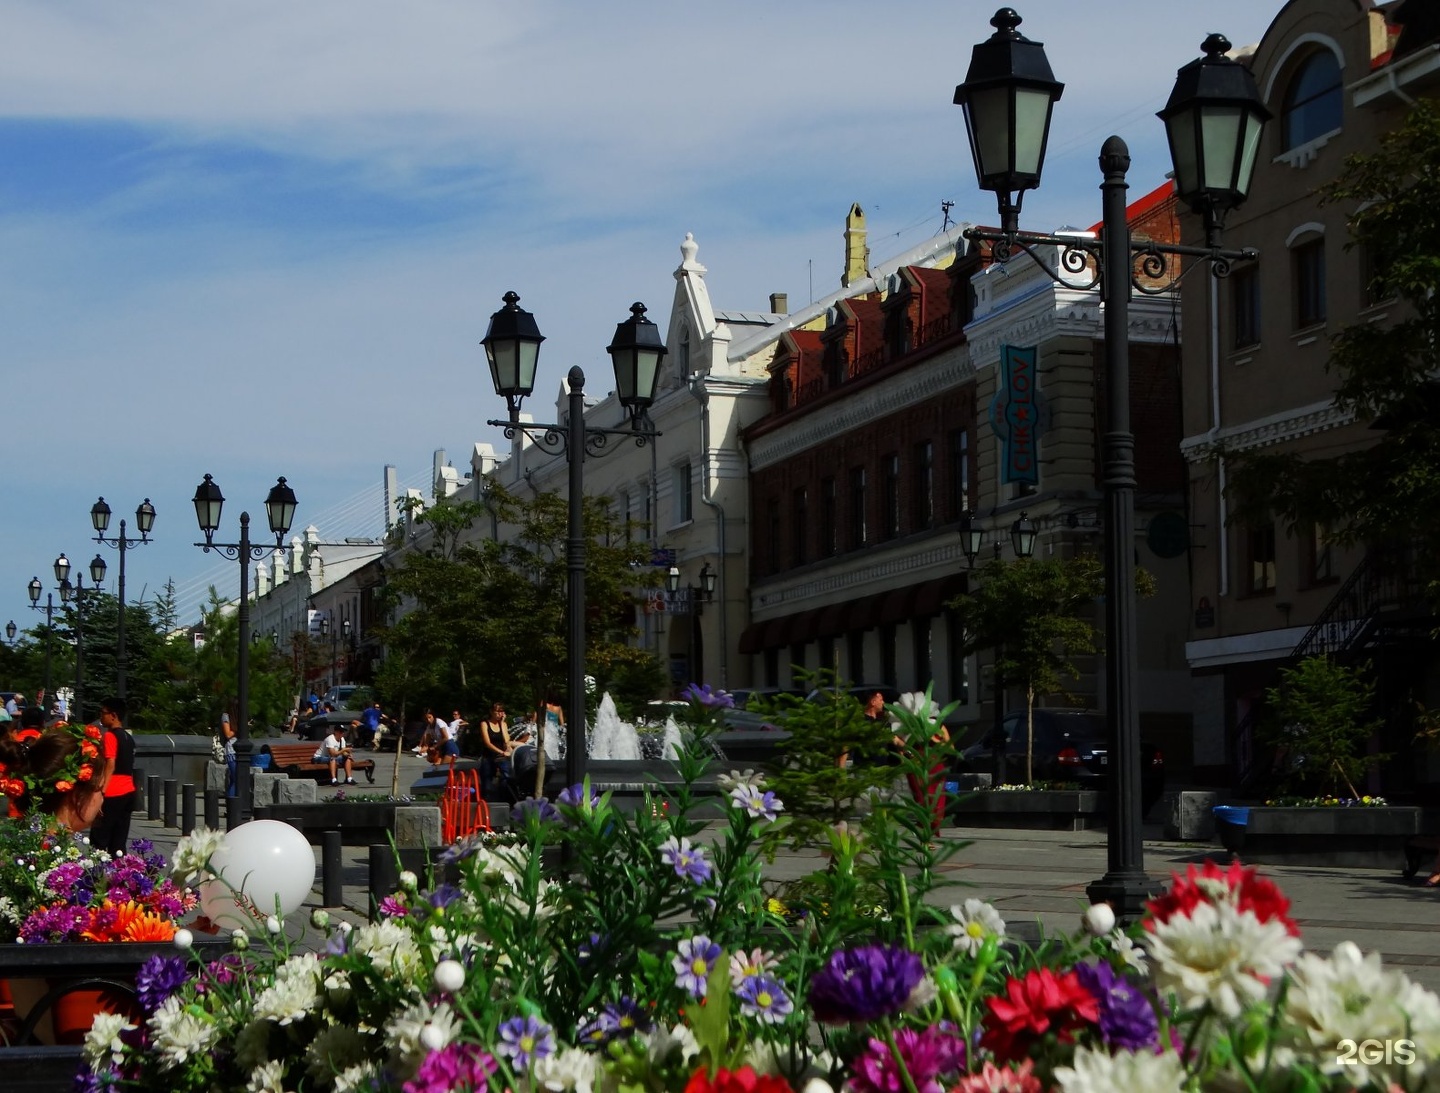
43 595 54 697
236 512 255 823
990 641 1005 784
182 784 197 834
74 589 85 722
565 366 588 791
1086 136 1156 918
117 522 128 703
322 830 343 907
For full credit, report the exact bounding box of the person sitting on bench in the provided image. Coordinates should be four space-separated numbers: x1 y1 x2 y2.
318 724 356 785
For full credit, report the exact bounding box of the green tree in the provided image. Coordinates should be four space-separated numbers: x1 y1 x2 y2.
1230 99 1440 590
1260 656 1385 797
946 555 1106 784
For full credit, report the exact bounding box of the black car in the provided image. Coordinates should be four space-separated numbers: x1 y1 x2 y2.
958 709 1165 814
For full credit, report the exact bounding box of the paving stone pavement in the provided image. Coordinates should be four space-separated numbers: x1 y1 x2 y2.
127 749 1440 991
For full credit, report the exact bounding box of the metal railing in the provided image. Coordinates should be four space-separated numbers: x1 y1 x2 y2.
1290 542 1426 662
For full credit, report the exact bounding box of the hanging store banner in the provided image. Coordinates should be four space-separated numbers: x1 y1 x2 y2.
989 344 1043 486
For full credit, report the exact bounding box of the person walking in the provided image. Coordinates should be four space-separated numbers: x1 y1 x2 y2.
89 696 137 856
220 713 237 797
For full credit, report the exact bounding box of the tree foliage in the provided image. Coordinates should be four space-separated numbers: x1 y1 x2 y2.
1229 98 1440 586
1260 656 1385 797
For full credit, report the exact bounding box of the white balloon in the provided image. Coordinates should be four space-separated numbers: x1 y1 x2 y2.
198 819 316 930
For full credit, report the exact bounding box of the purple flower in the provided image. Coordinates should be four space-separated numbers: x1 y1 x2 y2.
808 944 925 1024
403 1043 497 1093
512 797 561 826
735 974 794 1024
577 932 605 965
681 683 735 709
672 935 722 998
439 833 491 864
1075 960 1159 1051
851 1026 966 1093
577 996 651 1046
428 884 463 909
495 1015 555 1069
73 1065 122 1093
659 836 713 885
557 783 598 810
730 784 783 823
135 954 190 1014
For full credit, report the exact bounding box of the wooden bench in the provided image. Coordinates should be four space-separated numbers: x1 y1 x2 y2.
260 742 376 783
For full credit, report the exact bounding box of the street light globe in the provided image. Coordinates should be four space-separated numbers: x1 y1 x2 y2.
54 553 70 584
607 302 668 421
91 497 112 535
136 498 157 538
482 291 545 405
193 475 225 536
90 554 107 585
265 477 298 540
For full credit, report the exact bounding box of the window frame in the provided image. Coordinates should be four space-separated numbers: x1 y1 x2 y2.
1292 236 1326 330
1281 51 1343 153
1232 263 1260 349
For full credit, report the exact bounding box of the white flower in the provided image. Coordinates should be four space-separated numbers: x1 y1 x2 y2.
898 691 928 715
171 826 226 885
904 974 938 1013
253 955 322 1026
333 1063 380 1093
741 1037 778 1074
266 915 282 935
82 1011 136 1068
1144 900 1302 1018
1109 929 1148 976
232 928 250 951
305 1025 370 1086
1054 1045 1187 1092
716 769 765 792
800 1081 836 1093
246 1059 290 1093
172 928 194 950
644 1022 700 1068
398 870 418 892
1082 902 1116 936
1277 941 1440 1083
386 1000 459 1076
530 1046 599 1093
351 918 424 983
148 994 220 1071
310 909 330 929
946 898 1006 956
433 959 466 993
235 1018 273 1070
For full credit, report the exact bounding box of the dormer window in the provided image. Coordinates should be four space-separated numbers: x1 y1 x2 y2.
1281 52 1342 152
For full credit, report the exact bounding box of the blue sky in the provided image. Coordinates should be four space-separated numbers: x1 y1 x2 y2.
0 0 1280 638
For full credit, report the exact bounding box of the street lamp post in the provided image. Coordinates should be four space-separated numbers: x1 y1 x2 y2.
27 554 72 700
4 621 16 646
954 8 1268 916
191 474 298 823
666 563 717 681
91 497 156 704
483 293 666 791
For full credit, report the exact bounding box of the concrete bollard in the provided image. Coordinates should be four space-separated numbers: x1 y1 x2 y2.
163 779 178 829
204 788 221 830
147 777 161 821
322 831 343 908
182 784 197 835
225 793 240 831
1165 790 1219 841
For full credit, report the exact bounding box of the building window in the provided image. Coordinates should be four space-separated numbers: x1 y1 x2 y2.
951 428 971 518
1300 522 1335 586
763 648 779 688
820 477 838 557
767 499 782 576
914 440 934 530
618 491 630 542
1293 237 1326 329
847 630 865 682
945 609 969 705
1246 524 1277 594
879 623 897 687
1361 245 1395 308
818 636 836 676
788 643 806 685
850 467 868 550
1232 264 1260 348
1281 52 1342 151
883 453 901 540
912 617 932 690
792 487 809 567
674 461 694 524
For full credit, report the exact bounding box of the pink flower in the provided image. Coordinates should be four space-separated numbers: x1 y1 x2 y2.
851 1027 965 1093
950 1059 1042 1093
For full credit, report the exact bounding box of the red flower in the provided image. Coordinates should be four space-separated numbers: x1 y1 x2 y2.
981 967 1100 1062
84 725 102 740
1145 860 1297 935
684 1065 795 1093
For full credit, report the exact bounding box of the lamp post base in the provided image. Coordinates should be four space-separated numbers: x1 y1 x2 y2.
1086 870 1161 922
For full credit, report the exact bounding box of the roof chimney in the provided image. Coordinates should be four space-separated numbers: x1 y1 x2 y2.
769 292 788 315
842 203 871 288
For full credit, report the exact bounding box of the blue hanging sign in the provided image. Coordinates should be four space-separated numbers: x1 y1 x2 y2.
989 344 1043 486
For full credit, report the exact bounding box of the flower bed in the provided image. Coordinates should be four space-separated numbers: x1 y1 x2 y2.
948 788 1105 831
1212 804 1430 867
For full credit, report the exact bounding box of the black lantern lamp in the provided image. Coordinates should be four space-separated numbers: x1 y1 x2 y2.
1158 34 1271 247
192 475 225 546
666 566 682 595
5 621 15 643
136 498 157 538
482 291 546 419
607 302 668 429
90 554 107 585
953 7 1065 236
89 498 112 535
54 553 70 586
59 577 73 605
959 514 986 568
27 577 41 606
319 616 330 638
342 617 352 640
698 562 717 602
1010 512 1038 558
265 477 298 541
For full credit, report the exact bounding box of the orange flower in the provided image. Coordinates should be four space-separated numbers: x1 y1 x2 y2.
84 725 102 740
81 742 99 759
122 911 175 942
77 764 94 782
54 780 74 793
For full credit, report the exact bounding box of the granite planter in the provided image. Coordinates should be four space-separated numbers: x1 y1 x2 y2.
1209 805 1428 867
254 801 441 846
949 789 1105 831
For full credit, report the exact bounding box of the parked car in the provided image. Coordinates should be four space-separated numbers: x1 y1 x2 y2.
956 709 1165 815
321 685 374 711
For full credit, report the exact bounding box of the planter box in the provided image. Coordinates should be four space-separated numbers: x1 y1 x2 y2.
949 789 1105 831
254 802 438 846
1211 806 1430 867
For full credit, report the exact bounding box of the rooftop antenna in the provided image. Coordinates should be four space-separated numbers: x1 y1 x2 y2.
941 200 955 231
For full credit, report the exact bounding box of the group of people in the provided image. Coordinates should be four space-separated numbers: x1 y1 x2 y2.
0 695 138 853
2 688 67 723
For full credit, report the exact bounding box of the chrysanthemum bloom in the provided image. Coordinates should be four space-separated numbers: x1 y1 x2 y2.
496 1015 556 1069
1146 859 1297 936
947 898 1005 957
673 935 722 998
1144 899 1302 1018
660 836 714 885
808 944 925 1024
135 954 191 1014
950 1059 1042 1093
1073 960 1160 1051
1052 1044 1187 1093
402 1043 496 1093
982 966 1102 1061
850 1026 965 1093
735 974 794 1024
681 683 735 709
683 1064 794 1093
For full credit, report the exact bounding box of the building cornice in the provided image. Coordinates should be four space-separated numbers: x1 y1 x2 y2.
1180 398 1355 463
751 535 968 616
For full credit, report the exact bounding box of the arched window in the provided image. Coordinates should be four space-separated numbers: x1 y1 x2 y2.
1281 52 1342 151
